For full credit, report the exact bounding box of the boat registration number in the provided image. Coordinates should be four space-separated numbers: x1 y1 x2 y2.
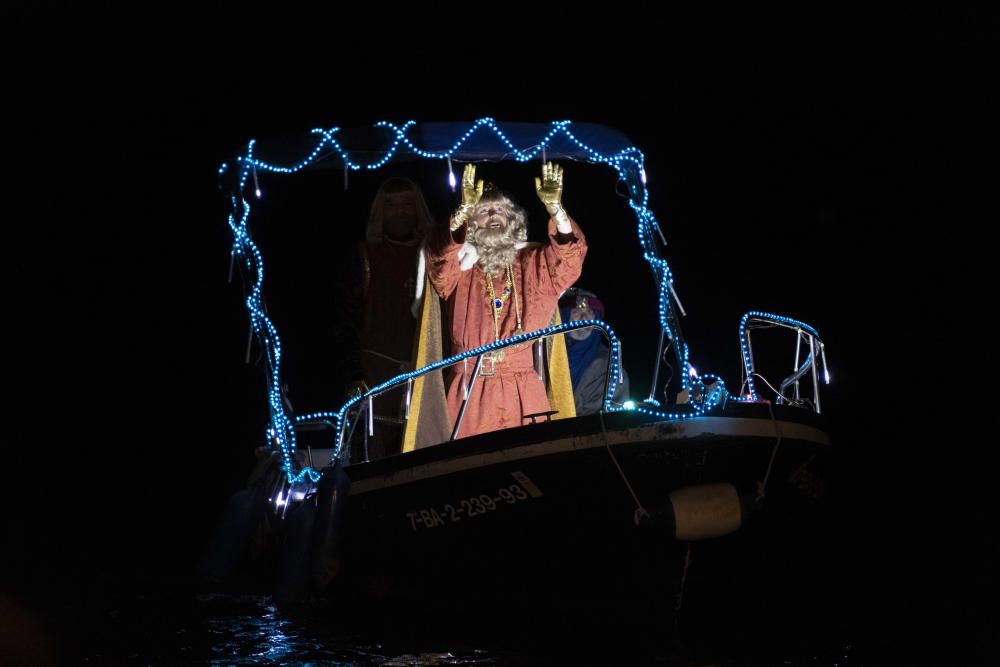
405 473 541 532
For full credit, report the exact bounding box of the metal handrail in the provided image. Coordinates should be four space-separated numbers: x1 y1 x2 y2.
739 312 827 414
450 353 485 441
778 351 814 404
335 320 621 460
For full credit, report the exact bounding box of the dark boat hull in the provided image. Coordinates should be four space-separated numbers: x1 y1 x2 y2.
332 404 831 618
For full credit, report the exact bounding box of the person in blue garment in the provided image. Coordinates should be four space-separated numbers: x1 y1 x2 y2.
558 288 629 415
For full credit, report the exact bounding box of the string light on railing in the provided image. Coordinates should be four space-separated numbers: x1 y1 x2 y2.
301 320 627 458
738 311 824 402
605 373 727 421
310 318 731 452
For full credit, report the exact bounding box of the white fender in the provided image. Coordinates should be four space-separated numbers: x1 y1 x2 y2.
669 483 743 541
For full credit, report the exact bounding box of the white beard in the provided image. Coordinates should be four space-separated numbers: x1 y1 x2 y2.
471 227 520 275
476 229 517 276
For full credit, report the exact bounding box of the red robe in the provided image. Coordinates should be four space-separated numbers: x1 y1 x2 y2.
427 218 587 437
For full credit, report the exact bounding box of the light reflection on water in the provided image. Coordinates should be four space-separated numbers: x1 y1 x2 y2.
201 598 500 666
78 591 861 666
205 598 497 667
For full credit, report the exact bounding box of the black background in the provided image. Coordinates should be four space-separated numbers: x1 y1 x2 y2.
4 7 994 663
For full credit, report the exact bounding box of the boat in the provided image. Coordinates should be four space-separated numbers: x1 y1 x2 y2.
200 118 833 630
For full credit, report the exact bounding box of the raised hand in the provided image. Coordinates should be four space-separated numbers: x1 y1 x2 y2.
534 161 564 214
452 164 484 231
535 162 572 232
461 163 484 208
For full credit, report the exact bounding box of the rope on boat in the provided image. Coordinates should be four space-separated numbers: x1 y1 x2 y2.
674 541 693 614
598 411 650 525
755 400 784 503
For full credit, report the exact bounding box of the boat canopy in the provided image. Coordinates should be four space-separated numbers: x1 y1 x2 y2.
229 120 641 173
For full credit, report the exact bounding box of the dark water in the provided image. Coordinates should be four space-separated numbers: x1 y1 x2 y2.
7 528 996 666
5 577 882 666
80 594 507 666
73 597 857 666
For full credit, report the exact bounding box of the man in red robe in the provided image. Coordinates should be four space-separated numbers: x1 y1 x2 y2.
426 163 587 437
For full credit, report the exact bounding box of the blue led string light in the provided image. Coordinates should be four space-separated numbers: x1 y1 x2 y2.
296 318 731 463
224 118 733 482
296 320 621 462
227 190 314 481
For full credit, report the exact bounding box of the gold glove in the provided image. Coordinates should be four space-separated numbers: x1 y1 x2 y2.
534 161 572 232
451 163 484 231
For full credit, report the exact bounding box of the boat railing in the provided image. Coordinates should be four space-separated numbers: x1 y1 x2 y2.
295 320 622 464
739 311 829 414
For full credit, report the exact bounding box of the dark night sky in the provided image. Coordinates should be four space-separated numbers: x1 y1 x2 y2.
5 9 994 659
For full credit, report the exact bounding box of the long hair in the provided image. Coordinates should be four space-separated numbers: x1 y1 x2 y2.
366 177 436 243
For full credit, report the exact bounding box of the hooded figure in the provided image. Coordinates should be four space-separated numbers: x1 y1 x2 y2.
558 288 630 415
334 177 436 459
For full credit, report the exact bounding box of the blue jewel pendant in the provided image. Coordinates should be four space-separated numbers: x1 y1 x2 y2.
494 299 502 309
